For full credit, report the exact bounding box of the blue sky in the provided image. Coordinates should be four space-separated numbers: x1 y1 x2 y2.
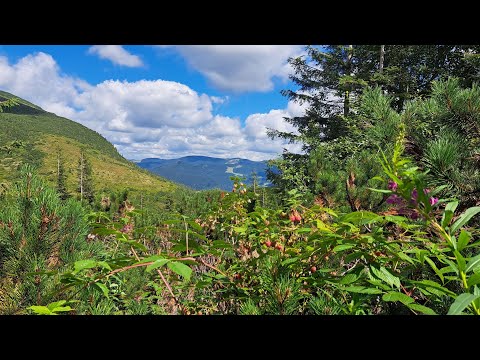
0 45 306 160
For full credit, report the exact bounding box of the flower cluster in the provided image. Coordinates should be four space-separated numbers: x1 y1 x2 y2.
120 223 134 234
385 181 438 220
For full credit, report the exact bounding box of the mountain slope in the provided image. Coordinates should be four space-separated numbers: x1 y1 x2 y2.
137 156 273 190
0 90 178 196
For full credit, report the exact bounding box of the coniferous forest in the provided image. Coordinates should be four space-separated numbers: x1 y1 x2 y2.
1 45 480 315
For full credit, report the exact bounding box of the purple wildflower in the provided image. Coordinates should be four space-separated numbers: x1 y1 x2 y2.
386 194 403 205
409 211 419 220
429 197 439 206
387 180 398 191
423 188 431 194
411 189 418 199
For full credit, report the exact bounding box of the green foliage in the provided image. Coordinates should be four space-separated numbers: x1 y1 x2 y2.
28 300 74 315
406 78 480 208
56 151 69 200
0 165 103 314
3 48 480 316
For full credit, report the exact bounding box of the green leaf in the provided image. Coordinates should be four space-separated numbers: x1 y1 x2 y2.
51 306 73 313
368 188 393 194
441 201 458 228
457 230 471 252
233 226 247 234
467 273 480 288
315 220 333 232
454 250 466 273
339 273 358 285
465 254 480 274
450 206 480 234
384 215 408 223
407 303 436 315
73 259 97 273
382 292 414 305
333 244 355 252
444 259 459 276
146 259 170 272
171 244 187 253
281 257 299 267
342 286 383 294
186 220 203 232
447 293 480 315
339 211 382 225
47 300 66 310
370 266 400 289
96 261 112 271
136 255 166 264
439 265 457 275
411 279 456 297
211 240 232 249
94 283 109 298
27 306 52 315
396 252 415 264
297 227 312 234
167 261 192 281
366 279 392 291
163 219 181 225
424 257 444 283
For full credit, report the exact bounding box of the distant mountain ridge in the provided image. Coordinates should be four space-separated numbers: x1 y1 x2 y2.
137 155 274 190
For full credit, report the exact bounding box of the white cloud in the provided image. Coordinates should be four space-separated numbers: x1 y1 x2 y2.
161 45 305 93
0 52 87 118
88 45 143 67
0 52 305 161
75 79 213 130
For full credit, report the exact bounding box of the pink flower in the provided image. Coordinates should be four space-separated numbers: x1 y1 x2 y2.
121 224 133 234
387 180 398 191
429 197 438 206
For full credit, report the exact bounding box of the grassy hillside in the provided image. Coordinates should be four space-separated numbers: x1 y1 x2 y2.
0 90 178 196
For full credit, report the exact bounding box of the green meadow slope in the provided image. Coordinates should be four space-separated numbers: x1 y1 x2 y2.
0 90 179 197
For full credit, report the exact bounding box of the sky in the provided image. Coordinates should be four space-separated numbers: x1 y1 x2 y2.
0 45 308 161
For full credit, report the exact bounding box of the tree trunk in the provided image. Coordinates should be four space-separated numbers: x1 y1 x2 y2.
79 153 84 201
344 45 353 116
379 45 385 73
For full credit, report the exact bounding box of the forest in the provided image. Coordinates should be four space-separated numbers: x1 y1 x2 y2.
1 45 480 315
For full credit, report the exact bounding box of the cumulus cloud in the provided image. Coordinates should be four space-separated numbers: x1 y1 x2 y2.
0 51 305 161
88 45 143 67
161 45 305 93
75 79 213 130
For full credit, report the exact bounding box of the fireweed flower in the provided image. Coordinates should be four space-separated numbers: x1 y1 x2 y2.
411 189 418 199
387 180 398 191
386 194 403 205
409 210 419 220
